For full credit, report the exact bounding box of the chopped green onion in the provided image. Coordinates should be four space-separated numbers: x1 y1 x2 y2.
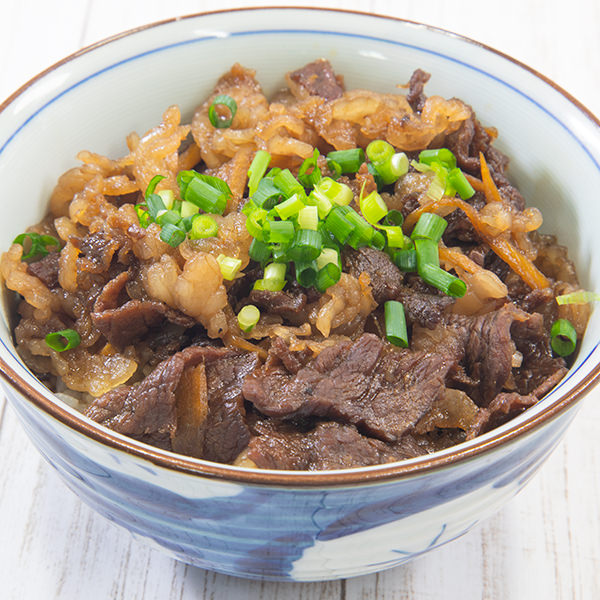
313 177 353 207
249 239 272 263
245 207 268 241
425 170 447 202
13 232 60 261
418 148 457 169
411 212 448 243
325 206 355 244
178 171 231 215
419 263 466 297
298 148 321 188
252 178 282 209
273 169 305 199
145 175 165 198
371 151 409 185
157 189 175 210
555 291 600 305
264 220 295 244
345 209 374 248
316 262 342 292
216 254 242 281
238 304 261 332
181 201 200 218
415 238 440 269
208 94 237 128
295 260 318 288
298 206 319 231
248 150 271 197
145 194 167 219
264 262 287 282
372 230 386 251
45 329 81 352
394 248 417 272
135 205 152 228
253 277 286 292
160 223 186 247
316 247 340 270
550 319 577 356
383 226 405 248
448 168 475 200
384 301 408 347
327 160 342 180
360 190 388 225
384 210 404 227
189 214 219 239
366 139 394 166
275 194 305 220
326 148 365 174
367 162 385 191
288 229 322 262
156 209 182 227
271 243 290 263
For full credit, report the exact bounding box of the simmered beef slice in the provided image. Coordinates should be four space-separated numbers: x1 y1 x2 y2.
85 346 257 462
201 351 259 463
243 333 453 442
91 271 195 348
72 231 126 274
26 252 60 288
406 68 431 113
395 284 454 329
246 421 426 470
287 59 345 100
342 247 404 304
249 287 308 323
412 304 530 405
511 311 566 395
467 366 566 439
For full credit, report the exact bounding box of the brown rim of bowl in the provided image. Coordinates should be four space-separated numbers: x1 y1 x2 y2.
1 6 600 487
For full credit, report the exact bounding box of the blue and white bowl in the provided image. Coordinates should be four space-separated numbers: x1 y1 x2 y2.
1 7 599 582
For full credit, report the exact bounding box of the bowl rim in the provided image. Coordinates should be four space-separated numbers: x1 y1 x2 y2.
1 5 600 487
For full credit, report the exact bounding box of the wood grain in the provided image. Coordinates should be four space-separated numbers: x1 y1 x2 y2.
0 1 599 598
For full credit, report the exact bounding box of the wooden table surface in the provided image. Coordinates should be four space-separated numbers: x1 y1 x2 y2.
1 1 599 598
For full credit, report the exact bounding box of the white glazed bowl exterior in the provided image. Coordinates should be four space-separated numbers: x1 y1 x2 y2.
0 8 599 581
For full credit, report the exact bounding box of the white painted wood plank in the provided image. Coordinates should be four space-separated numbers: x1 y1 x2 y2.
0 1 598 599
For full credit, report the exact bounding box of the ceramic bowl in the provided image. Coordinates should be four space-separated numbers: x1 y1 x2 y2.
1 7 599 582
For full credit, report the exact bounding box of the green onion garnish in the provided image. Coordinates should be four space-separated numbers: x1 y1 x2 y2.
313 177 353 207
418 148 457 169
550 319 577 356
326 148 365 174
264 220 295 244
160 223 186 247
295 260 318 288
252 178 282 209
415 238 440 271
273 169 305 200
366 139 394 167
156 209 182 227
360 190 388 225
411 212 448 243
448 168 475 200
45 329 81 352
249 239 272 263
13 232 60 261
298 148 321 188
208 94 237 129
288 229 322 262
248 150 271 197
325 206 355 244
393 248 417 272
238 304 261 333
316 262 342 292
384 210 404 227
316 247 340 271
556 291 600 305
297 206 319 231
419 263 466 297
189 214 219 239
216 254 242 281
181 201 200 218
275 194 305 220
178 171 231 215
245 207 268 241
346 210 375 249
146 174 166 198
384 301 408 347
